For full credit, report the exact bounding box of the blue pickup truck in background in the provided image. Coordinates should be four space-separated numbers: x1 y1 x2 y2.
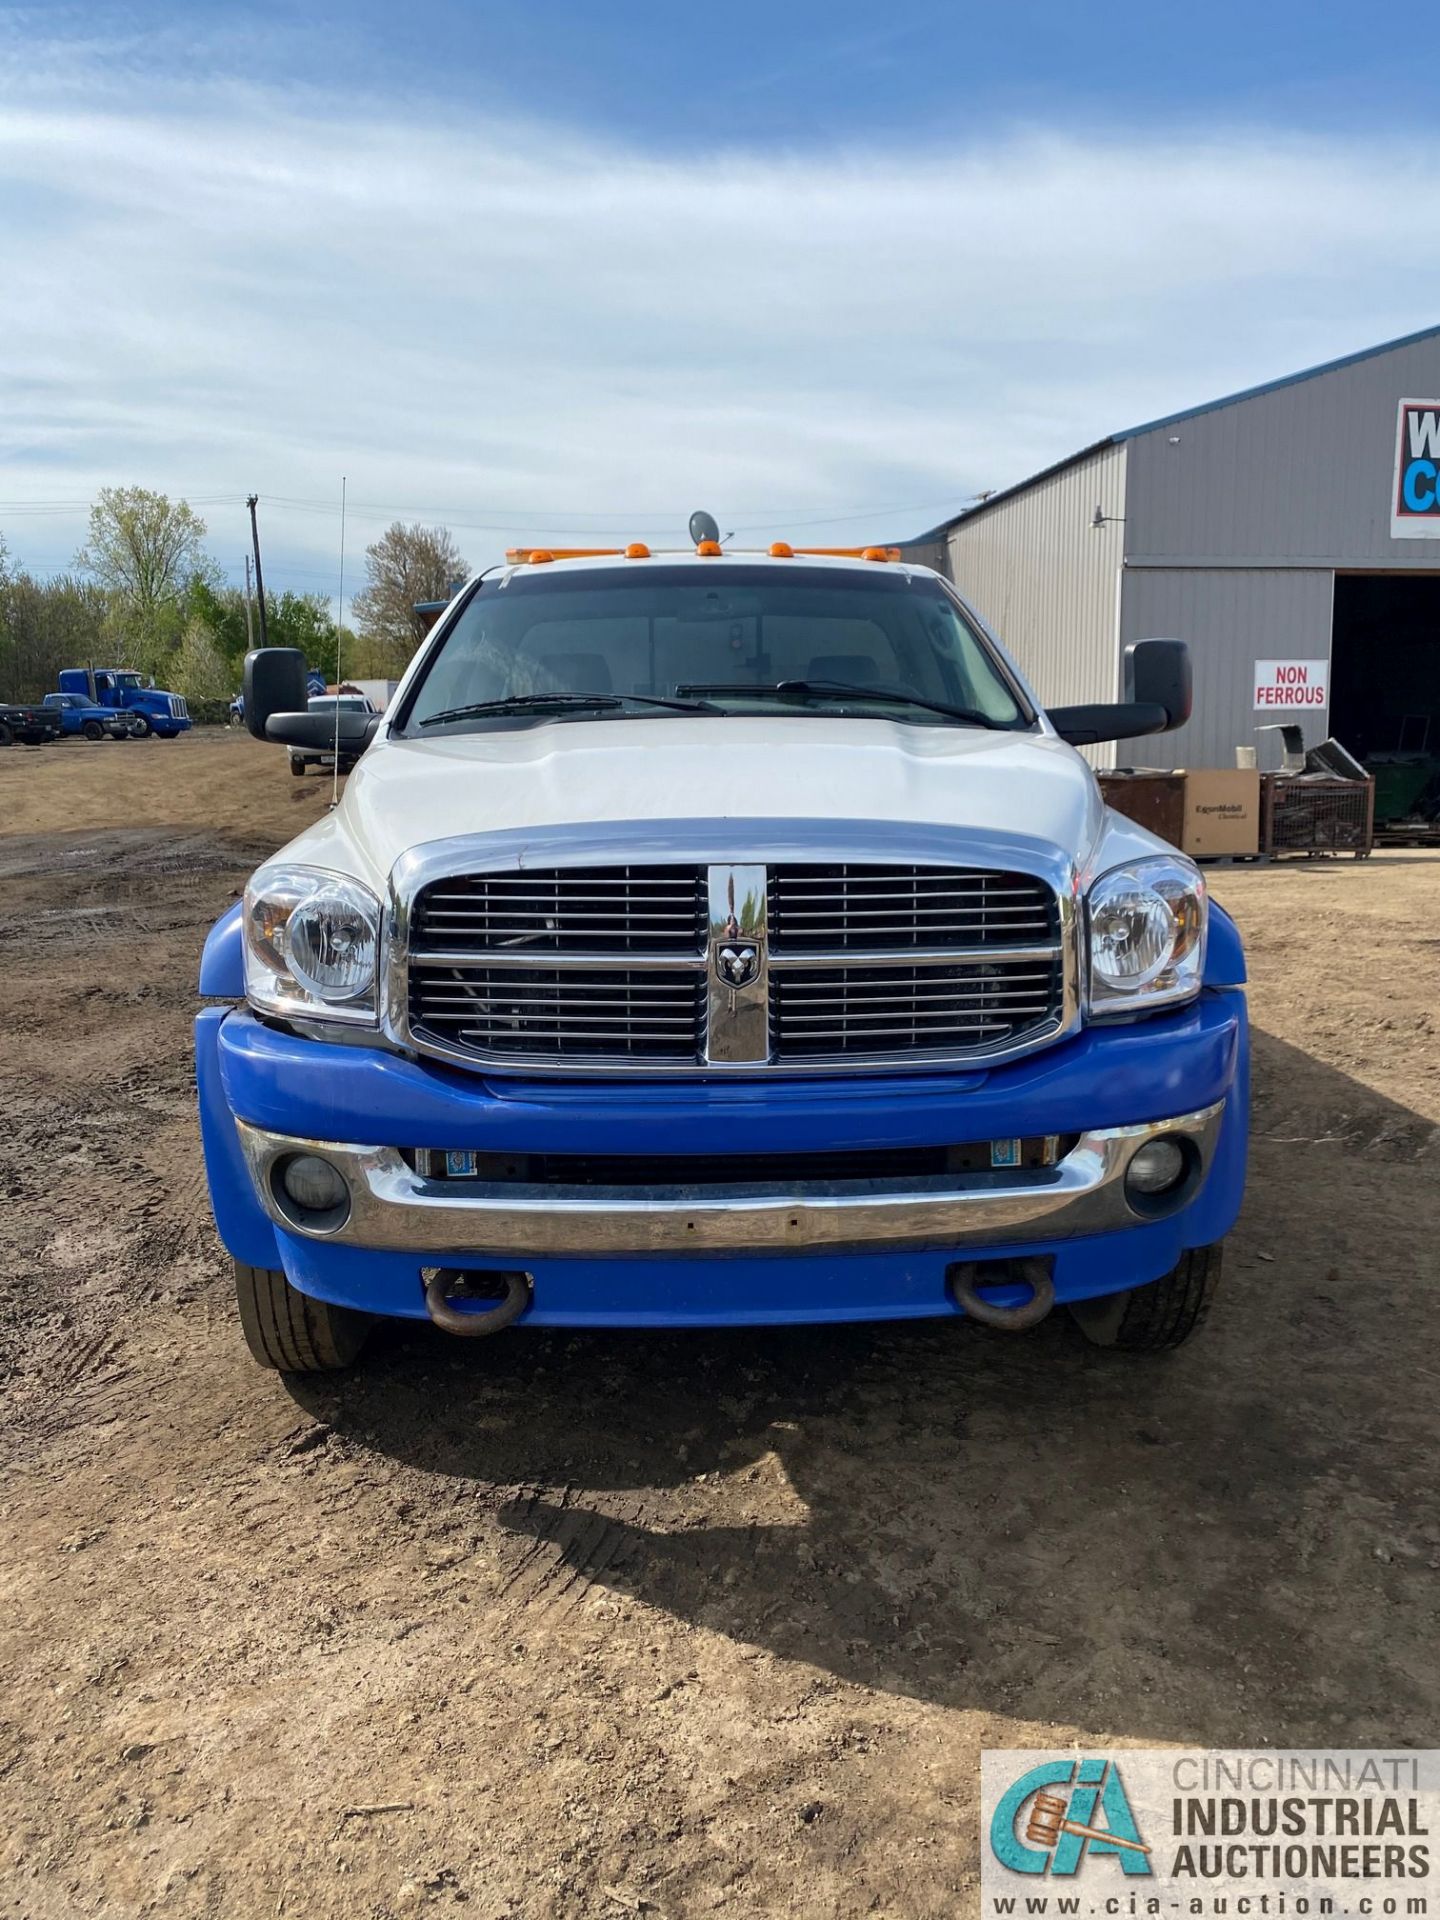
57 667 192 738
43 692 137 740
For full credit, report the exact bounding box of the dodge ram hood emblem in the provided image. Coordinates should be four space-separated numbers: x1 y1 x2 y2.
716 944 760 989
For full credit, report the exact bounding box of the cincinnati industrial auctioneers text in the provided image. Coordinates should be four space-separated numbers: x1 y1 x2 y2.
1167 1756 1429 1886
981 1751 1437 1916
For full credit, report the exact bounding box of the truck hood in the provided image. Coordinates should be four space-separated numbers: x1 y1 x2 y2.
293 717 1110 890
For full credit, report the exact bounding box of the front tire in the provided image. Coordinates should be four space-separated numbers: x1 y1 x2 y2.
82 719 105 741
130 714 151 738
290 755 307 777
232 1260 372 1372
1069 1244 1222 1352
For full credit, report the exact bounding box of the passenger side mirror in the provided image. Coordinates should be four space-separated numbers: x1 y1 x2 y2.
1048 638 1192 747
243 648 308 742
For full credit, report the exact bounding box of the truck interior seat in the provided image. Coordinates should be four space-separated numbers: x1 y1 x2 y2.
806 653 882 684
537 652 614 693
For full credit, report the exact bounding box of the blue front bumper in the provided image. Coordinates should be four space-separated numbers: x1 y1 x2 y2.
196 988 1248 1329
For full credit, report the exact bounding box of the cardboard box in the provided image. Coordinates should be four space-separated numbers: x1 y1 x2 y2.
1177 769 1260 858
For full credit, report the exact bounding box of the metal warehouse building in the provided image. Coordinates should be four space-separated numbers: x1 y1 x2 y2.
905 324 1440 774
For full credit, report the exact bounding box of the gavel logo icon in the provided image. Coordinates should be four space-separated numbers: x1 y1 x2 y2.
1025 1791 1152 1858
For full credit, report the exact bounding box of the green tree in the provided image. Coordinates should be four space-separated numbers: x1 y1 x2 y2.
176 581 357 691
76 486 219 676
172 618 234 702
185 577 251 674
352 521 467 672
0 567 109 703
264 590 353 684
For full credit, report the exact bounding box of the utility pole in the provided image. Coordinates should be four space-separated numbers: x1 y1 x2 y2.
243 553 255 650
246 494 268 647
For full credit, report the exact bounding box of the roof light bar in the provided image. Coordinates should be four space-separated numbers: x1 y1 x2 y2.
502 541 904 565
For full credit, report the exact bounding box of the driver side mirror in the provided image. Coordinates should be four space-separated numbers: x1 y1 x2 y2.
1048 638 1193 747
243 649 381 753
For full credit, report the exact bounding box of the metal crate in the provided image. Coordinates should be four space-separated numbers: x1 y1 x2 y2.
1260 776 1374 858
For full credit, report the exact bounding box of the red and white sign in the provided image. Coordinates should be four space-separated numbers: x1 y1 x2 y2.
1253 659 1328 710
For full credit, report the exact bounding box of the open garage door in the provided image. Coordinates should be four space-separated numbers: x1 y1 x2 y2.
1330 572 1440 827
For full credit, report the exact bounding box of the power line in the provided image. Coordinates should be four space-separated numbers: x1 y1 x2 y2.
0 489 965 528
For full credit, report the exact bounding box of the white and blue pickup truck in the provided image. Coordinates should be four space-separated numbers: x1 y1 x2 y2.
196 542 1247 1371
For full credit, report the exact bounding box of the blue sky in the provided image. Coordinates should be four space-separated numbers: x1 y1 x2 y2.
2 2 1439 599
64 0 1439 147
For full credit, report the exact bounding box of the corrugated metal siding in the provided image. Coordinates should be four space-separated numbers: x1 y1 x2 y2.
945 444 1127 742
1125 331 1440 565
1117 566 1335 769
896 537 949 575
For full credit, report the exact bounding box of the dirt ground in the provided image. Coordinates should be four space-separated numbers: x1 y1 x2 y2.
1 728 1437 1920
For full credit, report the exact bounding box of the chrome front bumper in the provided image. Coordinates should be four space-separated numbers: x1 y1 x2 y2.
236 1103 1225 1258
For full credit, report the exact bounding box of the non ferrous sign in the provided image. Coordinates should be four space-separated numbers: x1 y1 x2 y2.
1254 659 1328 710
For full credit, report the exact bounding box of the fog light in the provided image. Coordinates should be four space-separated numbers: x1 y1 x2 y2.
1126 1137 1187 1196
279 1153 348 1214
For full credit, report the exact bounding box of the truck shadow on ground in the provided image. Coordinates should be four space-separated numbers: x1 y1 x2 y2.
292 1029 1439 1745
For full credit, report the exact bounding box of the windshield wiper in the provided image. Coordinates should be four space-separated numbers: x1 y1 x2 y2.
418 691 722 728
676 680 1011 729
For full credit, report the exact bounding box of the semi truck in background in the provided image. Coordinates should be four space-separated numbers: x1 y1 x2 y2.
57 667 192 738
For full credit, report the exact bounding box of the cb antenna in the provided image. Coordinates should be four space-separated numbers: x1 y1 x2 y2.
330 476 346 811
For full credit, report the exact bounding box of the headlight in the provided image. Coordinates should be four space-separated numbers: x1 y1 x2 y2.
244 864 381 1024
1086 856 1205 1016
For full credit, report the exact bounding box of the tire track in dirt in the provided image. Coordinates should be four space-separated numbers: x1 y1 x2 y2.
0 809 293 1462
4 737 1440 1920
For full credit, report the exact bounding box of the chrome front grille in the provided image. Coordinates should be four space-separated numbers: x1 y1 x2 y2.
768 862 1055 952
402 858 1069 1072
770 957 1063 1058
412 866 705 955
408 962 704 1062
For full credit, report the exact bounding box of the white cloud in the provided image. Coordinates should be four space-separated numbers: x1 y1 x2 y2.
1 53 1437 593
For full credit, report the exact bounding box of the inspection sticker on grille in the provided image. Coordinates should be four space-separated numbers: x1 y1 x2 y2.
981 1751 1438 1917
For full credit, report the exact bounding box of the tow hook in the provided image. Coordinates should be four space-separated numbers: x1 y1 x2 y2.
946 1257 1055 1331
423 1268 532 1337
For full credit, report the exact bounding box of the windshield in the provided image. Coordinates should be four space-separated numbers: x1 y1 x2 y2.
403 565 1028 732
115 673 142 689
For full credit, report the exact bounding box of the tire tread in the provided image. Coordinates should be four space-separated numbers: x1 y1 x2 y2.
232 1260 369 1371
1073 1244 1222 1353
1112 1244 1220 1351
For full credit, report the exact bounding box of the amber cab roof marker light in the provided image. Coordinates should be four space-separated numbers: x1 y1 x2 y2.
792 545 903 562
695 539 723 556
504 546 623 564
527 549 555 565
624 542 651 559
769 541 795 558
